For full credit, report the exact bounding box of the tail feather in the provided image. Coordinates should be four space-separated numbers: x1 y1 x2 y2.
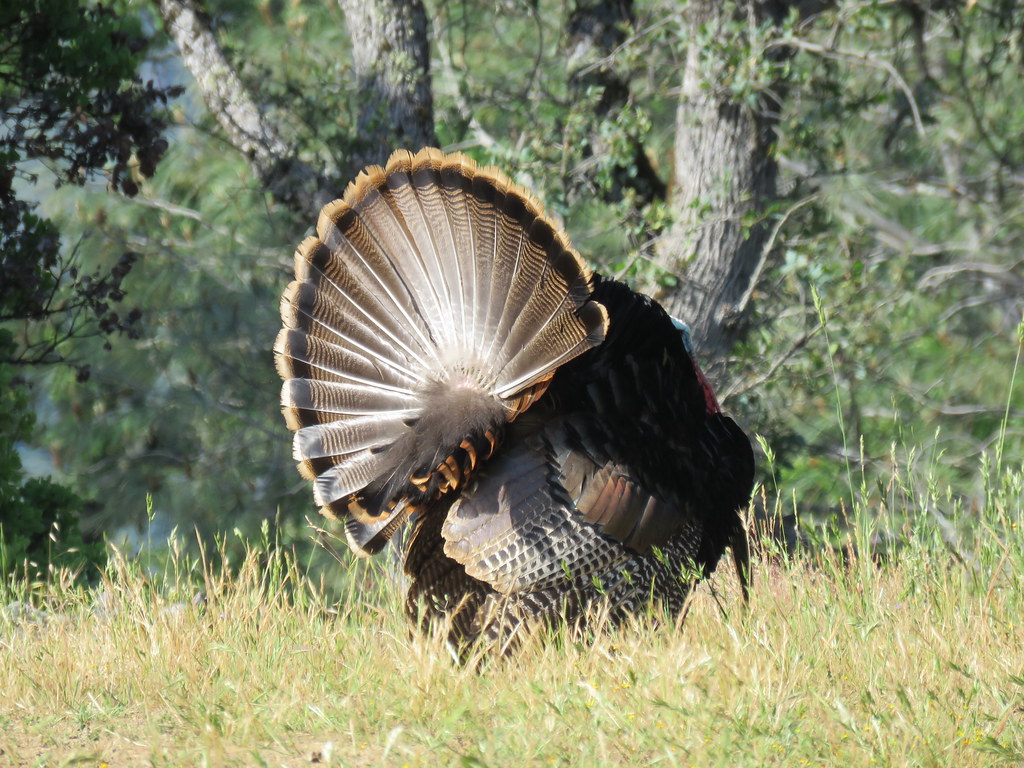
480 193 529 364
463 180 498 354
276 147 608 553
290 237 434 371
438 162 479 346
293 415 405 462
496 299 608 399
281 378 417 416
313 449 399 507
344 504 412 555
274 330 420 393
330 184 449 349
387 164 465 345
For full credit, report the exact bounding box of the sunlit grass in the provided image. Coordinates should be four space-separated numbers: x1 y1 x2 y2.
1 454 1021 767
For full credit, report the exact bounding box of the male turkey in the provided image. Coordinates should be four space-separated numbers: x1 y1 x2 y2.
275 147 754 649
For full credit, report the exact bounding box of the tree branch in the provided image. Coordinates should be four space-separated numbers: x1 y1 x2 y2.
770 36 926 137
564 0 666 208
157 0 335 213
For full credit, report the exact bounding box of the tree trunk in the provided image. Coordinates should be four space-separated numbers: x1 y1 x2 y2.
159 0 437 213
650 1 794 372
339 0 437 168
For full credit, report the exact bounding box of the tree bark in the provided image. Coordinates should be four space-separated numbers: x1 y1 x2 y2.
651 0 837 367
158 0 437 213
338 0 437 168
157 0 335 213
649 1 790 372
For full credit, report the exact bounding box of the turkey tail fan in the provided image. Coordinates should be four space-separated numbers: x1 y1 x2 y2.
275 148 609 554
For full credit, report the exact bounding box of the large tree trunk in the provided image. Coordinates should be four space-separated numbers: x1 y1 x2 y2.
339 0 437 168
650 1 789 373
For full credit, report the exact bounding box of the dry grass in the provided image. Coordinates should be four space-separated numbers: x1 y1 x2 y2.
2 450 1023 768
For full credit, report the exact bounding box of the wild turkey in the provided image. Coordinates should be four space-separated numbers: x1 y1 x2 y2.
275 148 754 649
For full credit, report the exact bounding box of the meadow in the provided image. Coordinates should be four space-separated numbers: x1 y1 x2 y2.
2 463 1021 768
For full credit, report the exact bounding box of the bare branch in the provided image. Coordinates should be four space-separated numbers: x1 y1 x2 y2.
720 322 822 402
734 194 818 318
432 25 499 152
918 261 1024 292
157 0 335 212
769 36 926 137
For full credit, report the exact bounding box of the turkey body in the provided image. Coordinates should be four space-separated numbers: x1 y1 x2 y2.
276 148 754 650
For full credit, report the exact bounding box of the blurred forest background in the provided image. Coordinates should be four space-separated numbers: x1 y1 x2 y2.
2 0 1022 579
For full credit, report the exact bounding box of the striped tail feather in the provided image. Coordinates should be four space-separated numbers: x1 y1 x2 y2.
275 147 608 554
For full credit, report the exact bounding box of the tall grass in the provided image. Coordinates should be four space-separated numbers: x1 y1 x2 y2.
2 319 1021 767
2 448 1021 767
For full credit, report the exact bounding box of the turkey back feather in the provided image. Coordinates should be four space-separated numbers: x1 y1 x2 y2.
438 279 751 629
275 148 608 552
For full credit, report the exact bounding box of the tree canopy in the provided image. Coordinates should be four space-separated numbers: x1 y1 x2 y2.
2 0 1022 563
1 0 179 575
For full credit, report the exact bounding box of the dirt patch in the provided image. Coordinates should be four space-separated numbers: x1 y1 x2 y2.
0 725 385 767
0 724 152 767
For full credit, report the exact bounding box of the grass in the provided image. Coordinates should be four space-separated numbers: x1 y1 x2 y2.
1 459 1022 768
3 316 1022 767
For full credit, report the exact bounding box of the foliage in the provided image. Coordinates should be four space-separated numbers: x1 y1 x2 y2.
0 0 181 370
0 332 106 582
10 0 1022 548
0 0 180 572
729 0 1024 511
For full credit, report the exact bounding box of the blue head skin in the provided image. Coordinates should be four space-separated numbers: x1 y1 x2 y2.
670 316 720 414
670 317 694 356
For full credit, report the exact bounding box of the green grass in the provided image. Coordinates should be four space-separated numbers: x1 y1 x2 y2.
1 459 1021 767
